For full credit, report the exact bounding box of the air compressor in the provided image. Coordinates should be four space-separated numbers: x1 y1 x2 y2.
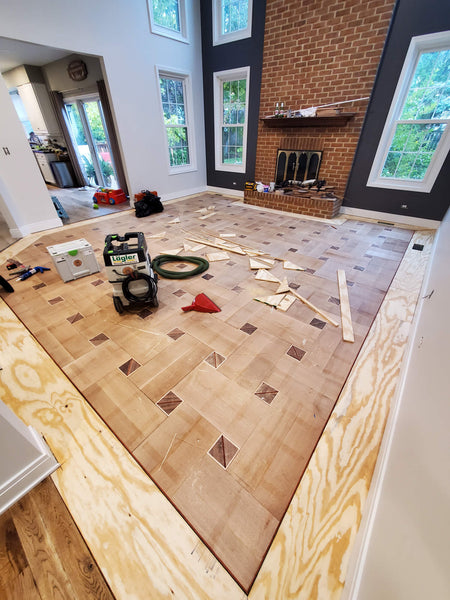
103 232 158 314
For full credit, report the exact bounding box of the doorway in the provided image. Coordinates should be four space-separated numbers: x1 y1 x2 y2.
64 94 119 189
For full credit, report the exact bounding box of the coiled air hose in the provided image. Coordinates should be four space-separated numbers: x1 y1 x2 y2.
152 255 209 279
122 272 157 302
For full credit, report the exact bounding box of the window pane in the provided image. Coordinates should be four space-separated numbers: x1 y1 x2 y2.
401 49 450 119
152 0 180 32
167 127 189 166
221 125 243 164
381 123 446 180
160 74 190 167
221 0 248 35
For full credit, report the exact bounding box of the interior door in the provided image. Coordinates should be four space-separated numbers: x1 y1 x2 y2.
64 96 118 188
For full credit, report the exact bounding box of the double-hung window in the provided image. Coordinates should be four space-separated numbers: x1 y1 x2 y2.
148 0 187 43
214 67 250 172
368 31 450 192
213 0 253 45
157 69 195 173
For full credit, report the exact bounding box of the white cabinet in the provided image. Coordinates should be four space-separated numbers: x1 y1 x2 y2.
17 82 61 137
34 152 58 185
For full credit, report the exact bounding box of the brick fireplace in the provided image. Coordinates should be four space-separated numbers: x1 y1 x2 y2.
244 0 396 218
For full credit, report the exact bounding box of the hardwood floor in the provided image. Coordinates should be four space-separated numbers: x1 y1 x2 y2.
0 477 114 600
0 194 414 592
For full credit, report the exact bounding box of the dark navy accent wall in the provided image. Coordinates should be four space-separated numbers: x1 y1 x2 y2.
344 0 450 221
200 1 266 191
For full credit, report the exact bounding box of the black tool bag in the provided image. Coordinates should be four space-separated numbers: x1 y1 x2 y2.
135 190 164 218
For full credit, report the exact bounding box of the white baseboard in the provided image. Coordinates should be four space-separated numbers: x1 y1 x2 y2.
206 186 244 198
0 427 59 515
160 186 208 203
12 217 63 237
341 206 440 229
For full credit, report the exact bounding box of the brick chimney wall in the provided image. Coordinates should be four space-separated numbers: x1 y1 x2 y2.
255 0 396 198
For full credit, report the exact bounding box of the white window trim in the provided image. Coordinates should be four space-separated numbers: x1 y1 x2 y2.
156 66 197 175
148 1 188 44
213 66 250 173
368 30 450 193
212 0 253 46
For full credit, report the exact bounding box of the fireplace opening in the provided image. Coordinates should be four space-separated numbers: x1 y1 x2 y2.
275 149 323 186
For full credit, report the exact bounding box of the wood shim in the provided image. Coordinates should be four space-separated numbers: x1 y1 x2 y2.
168 217 180 224
289 287 340 327
199 212 216 220
249 257 275 270
185 236 246 255
255 269 280 283
283 261 306 271
254 294 286 308
194 208 209 213
337 269 355 342
206 251 229 262
276 278 290 294
161 247 182 255
219 233 236 238
277 294 296 312
147 231 166 239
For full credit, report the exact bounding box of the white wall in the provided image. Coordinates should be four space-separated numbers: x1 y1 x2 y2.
343 209 450 599
0 75 62 236
0 0 206 232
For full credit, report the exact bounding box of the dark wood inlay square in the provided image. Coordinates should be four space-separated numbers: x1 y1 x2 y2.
91 279 104 286
208 435 239 469
288 248 298 252
287 345 306 361
202 273 214 280
353 265 365 271
173 289 186 297
205 352 226 368
328 296 340 305
232 285 244 293
305 268 316 274
138 308 153 319
310 318 326 330
89 333 109 346
167 328 185 340
33 282 46 290
67 312 84 324
255 382 278 405
157 391 182 416
48 296 63 305
119 358 141 376
240 323 257 335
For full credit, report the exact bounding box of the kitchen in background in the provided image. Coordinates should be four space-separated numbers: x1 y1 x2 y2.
1 50 129 227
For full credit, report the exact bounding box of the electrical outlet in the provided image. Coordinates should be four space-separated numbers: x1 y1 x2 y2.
401 204 408 209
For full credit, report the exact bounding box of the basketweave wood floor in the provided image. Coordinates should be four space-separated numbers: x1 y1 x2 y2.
2 194 413 592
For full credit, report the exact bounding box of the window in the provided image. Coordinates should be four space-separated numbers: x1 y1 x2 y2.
148 0 187 43
214 67 250 172
213 0 253 46
157 68 195 173
368 31 450 193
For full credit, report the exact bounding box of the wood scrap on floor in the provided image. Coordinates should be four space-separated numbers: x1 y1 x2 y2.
337 269 355 342
185 235 246 256
275 278 290 294
199 212 216 220
289 287 340 327
283 260 306 271
255 269 281 283
206 251 230 262
254 293 286 308
147 231 166 239
168 217 180 224
277 294 296 312
249 257 275 269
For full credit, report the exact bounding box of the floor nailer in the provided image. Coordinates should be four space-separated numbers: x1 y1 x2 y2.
103 232 158 313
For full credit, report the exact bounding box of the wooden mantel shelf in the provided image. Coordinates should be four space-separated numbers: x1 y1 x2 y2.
261 113 355 128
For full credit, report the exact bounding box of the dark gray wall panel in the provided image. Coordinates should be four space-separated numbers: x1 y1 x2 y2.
345 0 450 221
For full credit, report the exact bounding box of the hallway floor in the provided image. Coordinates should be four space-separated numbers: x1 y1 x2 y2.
0 193 413 591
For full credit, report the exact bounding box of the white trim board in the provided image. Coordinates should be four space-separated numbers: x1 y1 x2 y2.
341 206 440 229
206 186 244 198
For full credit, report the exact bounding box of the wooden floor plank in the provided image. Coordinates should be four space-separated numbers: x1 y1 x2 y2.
337 269 355 342
0 195 431 600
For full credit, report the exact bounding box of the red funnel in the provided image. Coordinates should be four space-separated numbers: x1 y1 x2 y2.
182 293 221 313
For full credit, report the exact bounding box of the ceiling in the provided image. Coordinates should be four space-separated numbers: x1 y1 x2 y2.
0 36 71 74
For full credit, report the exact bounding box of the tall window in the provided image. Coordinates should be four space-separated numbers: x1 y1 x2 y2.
148 0 187 43
368 31 450 193
213 0 253 45
214 67 250 172
158 69 195 173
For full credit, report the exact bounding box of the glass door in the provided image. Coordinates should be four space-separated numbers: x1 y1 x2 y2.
64 96 118 188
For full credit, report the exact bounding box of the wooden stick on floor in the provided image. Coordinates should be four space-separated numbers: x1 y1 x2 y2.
289 287 340 327
337 269 355 342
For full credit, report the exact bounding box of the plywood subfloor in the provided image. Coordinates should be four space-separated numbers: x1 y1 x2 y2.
1 194 413 592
